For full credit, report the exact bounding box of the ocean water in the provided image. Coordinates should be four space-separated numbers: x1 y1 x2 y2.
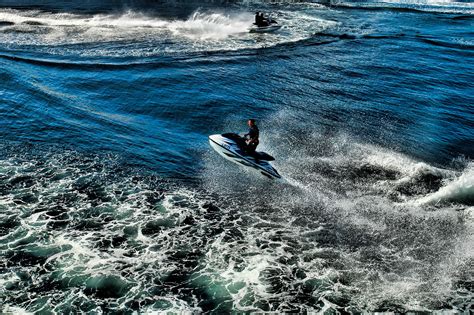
0 0 473 313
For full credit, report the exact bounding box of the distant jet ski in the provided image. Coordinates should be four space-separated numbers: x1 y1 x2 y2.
249 24 282 33
250 17 281 33
209 133 281 179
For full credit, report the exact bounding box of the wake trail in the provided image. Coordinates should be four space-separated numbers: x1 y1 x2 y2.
279 176 314 192
0 8 336 57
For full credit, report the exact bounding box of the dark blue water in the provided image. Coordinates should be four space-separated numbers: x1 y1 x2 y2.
1 0 473 313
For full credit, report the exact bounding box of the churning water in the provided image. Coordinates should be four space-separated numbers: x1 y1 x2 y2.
0 0 473 313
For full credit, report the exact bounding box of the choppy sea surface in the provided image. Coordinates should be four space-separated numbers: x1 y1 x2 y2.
0 0 473 313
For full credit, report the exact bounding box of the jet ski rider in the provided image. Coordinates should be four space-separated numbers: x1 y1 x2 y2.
244 119 259 153
254 12 270 27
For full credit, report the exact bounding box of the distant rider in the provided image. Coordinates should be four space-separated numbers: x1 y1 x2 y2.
254 12 270 27
244 119 259 153
255 12 261 26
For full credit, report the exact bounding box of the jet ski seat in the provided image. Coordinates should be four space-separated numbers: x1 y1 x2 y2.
220 133 274 161
253 152 275 161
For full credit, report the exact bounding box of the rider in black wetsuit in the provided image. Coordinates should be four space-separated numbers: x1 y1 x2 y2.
255 12 261 26
244 119 259 153
254 12 270 27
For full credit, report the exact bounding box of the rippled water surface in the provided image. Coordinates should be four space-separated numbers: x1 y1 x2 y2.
1 0 473 313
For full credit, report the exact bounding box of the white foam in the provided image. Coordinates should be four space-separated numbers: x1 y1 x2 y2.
1 305 33 315
168 11 251 41
0 9 168 28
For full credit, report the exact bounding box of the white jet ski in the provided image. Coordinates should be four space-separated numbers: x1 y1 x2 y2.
249 19 282 33
209 133 281 179
249 24 282 33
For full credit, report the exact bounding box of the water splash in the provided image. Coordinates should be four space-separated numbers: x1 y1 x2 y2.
168 11 251 40
417 163 474 206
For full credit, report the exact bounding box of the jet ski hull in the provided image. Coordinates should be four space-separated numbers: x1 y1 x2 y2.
209 134 281 180
249 25 282 33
